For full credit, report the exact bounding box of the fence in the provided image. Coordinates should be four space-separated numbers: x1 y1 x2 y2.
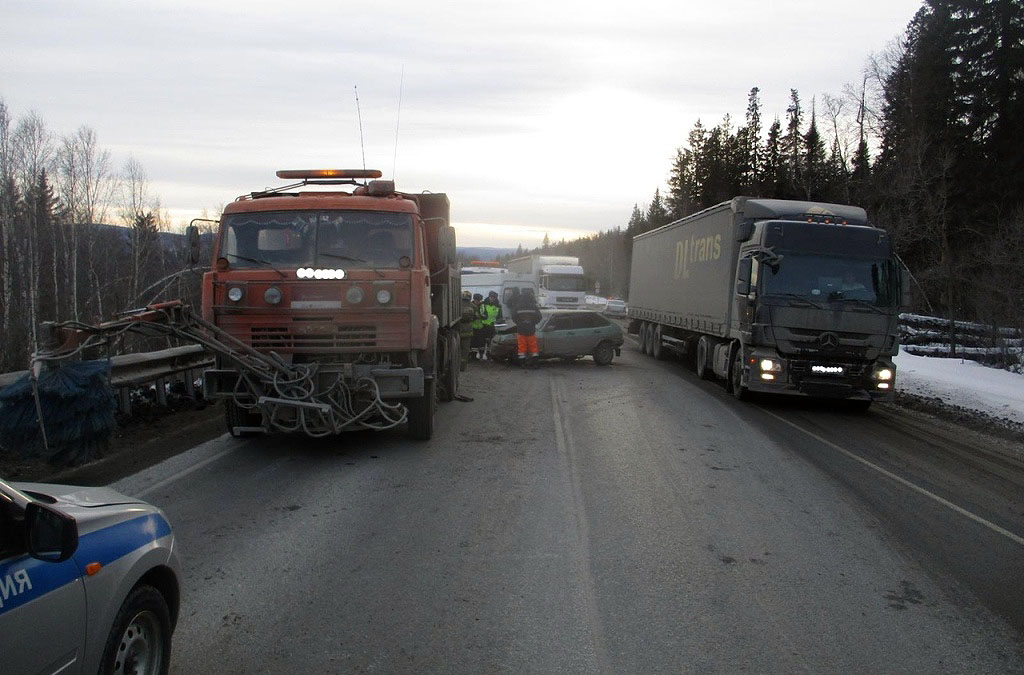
899 313 1023 369
0 345 215 416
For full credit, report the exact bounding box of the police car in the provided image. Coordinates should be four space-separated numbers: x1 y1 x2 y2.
0 476 180 674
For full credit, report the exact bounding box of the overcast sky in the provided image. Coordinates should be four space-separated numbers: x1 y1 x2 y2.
1 0 922 248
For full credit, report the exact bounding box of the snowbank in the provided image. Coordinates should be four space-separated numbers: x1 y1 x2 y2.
894 347 1024 425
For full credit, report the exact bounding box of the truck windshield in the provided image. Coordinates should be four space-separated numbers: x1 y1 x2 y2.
545 275 585 292
761 254 898 307
221 210 414 269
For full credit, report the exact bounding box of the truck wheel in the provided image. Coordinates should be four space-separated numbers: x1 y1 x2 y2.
696 336 712 380
637 323 648 354
847 399 872 412
730 347 751 401
652 325 665 360
224 400 260 437
99 585 172 675
593 341 615 366
406 378 436 441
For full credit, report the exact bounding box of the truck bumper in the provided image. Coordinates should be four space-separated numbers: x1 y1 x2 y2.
744 349 896 402
204 365 425 400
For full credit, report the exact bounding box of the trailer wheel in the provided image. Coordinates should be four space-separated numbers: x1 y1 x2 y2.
730 346 751 401
645 323 655 356
652 325 665 360
637 323 648 353
695 336 713 380
407 378 436 441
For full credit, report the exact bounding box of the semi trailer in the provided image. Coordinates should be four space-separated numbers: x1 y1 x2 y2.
628 197 907 407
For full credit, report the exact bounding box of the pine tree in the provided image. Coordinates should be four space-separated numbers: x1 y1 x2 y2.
802 99 827 200
646 189 670 229
781 89 804 199
736 87 763 194
626 203 647 236
762 118 784 198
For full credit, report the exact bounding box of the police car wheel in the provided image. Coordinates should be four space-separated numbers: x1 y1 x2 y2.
100 585 172 675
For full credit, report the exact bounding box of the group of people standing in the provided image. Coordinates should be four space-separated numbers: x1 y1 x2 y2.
458 287 543 368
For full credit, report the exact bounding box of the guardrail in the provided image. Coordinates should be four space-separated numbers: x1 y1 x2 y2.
0 345 214 416
899 313 1022 368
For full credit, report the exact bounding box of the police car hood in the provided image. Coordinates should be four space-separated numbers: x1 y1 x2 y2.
13 482 144 508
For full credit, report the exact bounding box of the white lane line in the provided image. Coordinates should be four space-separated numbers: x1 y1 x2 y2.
135 447 236 499
550 377 612 675
761 409 1024 547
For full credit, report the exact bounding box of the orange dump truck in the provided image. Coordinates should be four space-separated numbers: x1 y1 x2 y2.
200 169 460 440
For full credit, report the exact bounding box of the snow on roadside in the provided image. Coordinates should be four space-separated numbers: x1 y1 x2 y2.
894 347 1024 426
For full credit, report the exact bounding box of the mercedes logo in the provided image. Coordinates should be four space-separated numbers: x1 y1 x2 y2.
819 332 839 350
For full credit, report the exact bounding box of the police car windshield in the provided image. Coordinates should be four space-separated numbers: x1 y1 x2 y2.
221 211 413 269
761 254 898 307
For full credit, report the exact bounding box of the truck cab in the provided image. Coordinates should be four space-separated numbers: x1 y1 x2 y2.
200 169 459 440
537 263 586 309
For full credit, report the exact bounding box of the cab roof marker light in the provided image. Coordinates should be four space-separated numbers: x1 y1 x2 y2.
276 169 383 180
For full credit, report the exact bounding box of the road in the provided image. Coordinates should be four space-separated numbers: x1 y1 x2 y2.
115 341 1024 673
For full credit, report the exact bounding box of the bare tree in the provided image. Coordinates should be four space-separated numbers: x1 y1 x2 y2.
12 111 54 348
56 126 114 320
119 156 157 306
0 99 14 347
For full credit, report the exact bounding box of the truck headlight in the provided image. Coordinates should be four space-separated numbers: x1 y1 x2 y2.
227 287 244 303
346 286 364 304
875 368 893 381
759 359 782 372
376 289 392 305
264 287 282 305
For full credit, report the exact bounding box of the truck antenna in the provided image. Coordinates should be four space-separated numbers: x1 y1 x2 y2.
392 65 405 180
354 85 367 170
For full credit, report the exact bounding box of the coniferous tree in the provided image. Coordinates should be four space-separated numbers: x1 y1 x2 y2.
646 188 670 229
781 90 804 199
736 87 763 194
802 100 827 200
762 118 784 198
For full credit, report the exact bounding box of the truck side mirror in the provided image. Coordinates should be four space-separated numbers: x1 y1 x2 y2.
185 225 201 265
735 258 752 296
25 502 78 562
900 268 912 309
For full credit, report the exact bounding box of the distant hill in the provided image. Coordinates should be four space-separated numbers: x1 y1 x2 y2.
457 247 516 261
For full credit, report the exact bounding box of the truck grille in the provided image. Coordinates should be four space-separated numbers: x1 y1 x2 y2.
250 325 378 350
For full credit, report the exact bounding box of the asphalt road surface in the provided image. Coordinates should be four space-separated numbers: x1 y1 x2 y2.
115 344 1024 673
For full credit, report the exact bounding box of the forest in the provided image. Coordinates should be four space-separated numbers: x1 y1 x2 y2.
1 0 1022 374
523 0 1024 338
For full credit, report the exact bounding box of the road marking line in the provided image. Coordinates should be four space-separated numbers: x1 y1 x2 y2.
550 377 612 675
135 447 236 499
761 409 1024 547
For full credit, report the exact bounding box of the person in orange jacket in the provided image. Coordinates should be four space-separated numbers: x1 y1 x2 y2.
512 288 542 367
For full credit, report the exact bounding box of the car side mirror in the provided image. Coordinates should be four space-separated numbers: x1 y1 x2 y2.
25 502 78 562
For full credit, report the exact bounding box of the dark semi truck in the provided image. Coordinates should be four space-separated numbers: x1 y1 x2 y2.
628 197 908 408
